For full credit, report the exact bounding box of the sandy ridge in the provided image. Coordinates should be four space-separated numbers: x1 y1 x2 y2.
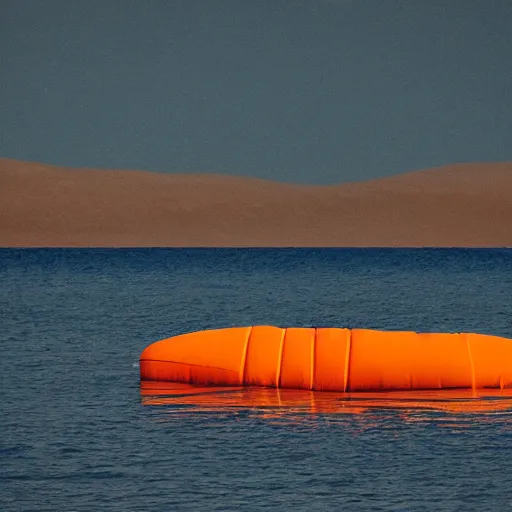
1 158 511 247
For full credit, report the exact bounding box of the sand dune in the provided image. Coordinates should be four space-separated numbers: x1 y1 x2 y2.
0 158 511 247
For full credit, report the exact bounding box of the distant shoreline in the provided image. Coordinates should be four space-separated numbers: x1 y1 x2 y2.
1 246 511 250
1 158 511 248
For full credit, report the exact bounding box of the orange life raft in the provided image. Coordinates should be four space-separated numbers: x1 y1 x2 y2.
139 327 512 391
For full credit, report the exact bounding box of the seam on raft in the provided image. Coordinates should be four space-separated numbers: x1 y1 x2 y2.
140 359 237 372
276 328 286 388
344 329 352 392
465 333 476 391
240 326 253 385
310 328 316 390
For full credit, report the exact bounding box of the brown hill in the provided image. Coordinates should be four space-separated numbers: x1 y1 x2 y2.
0 158 511 247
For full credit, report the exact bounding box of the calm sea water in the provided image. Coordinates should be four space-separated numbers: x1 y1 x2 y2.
2 248 512 511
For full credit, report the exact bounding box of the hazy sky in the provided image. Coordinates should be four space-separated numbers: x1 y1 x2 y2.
1 0 511 184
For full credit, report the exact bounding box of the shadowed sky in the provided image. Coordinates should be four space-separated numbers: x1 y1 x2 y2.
1 0 511 184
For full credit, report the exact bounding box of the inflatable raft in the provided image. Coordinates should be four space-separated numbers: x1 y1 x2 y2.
139 326 512 391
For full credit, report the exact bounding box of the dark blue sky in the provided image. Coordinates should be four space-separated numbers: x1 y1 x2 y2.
2 0 511 184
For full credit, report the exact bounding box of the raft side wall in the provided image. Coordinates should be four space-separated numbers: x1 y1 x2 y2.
348 330 473 391
313 328 350 391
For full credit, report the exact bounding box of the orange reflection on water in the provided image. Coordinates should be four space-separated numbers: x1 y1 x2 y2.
140 381 512 425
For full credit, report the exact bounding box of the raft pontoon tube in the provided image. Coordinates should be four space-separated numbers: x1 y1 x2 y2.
140 327 512 391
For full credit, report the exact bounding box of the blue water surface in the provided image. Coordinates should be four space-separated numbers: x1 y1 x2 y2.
1 248 512 511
